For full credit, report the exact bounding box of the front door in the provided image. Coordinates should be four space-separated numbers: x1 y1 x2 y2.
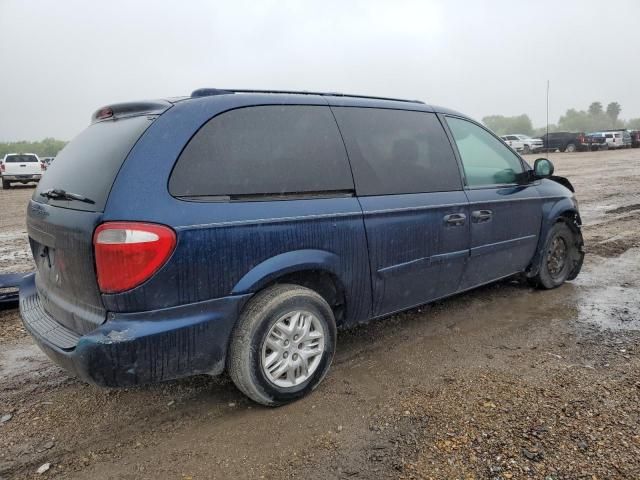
331 106 470 317
444 116 542 290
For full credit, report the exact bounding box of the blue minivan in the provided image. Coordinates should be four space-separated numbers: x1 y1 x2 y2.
20 89 584 405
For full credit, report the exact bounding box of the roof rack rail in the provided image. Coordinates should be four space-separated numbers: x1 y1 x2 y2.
190 88 424 104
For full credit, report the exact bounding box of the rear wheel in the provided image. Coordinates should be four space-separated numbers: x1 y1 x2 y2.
564 143 577 153
1 179 10 189
228 284 336 406
529 222 580 289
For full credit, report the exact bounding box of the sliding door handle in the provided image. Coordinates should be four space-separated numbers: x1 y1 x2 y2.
472 210 493 223
443 213 466 226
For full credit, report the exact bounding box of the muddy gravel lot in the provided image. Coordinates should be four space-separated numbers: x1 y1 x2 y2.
1 149 639 479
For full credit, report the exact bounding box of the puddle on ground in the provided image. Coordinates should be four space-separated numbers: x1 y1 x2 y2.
574 248 640 331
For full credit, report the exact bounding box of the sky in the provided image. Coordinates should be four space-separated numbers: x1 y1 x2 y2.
1 0 638 141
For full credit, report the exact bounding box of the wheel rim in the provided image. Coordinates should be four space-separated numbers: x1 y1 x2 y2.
547 235 568 279
261 310 325 388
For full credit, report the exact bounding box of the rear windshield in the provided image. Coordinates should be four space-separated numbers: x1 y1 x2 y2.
34 116 154 212
5 154 38 162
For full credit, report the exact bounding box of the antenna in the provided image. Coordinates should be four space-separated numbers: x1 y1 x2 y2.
546 80 550 153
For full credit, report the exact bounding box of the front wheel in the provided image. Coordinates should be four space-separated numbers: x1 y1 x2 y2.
529 222 581 289
228 284 337 406
523 145 531 154
1 179 10 189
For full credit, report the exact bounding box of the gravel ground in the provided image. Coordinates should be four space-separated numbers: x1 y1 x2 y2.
0 149 639 479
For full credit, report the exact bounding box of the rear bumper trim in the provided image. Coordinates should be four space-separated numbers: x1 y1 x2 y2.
21 274 80 349
2 174 41 180
20 274 252 386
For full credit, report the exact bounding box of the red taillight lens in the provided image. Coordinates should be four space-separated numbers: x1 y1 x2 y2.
0 163 4 172
41 162 46 171
93 222 176 293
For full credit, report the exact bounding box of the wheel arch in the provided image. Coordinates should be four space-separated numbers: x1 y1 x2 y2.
526 202 583 278
231 249 348 325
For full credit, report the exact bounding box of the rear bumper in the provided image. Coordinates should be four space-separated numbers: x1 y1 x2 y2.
20 274 251 387
2 174 41 181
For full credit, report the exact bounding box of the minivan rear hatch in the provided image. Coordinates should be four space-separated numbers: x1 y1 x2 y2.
28 102 170 336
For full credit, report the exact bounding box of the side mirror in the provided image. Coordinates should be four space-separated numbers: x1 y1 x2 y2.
533 158 554 178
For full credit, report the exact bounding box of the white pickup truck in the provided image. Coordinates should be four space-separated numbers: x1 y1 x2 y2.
500 134 544 154
1 153 43 189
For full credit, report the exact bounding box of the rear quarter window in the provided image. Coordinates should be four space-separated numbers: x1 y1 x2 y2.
169 105 354 198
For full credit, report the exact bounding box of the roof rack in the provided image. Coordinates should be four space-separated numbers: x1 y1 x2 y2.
190 88 424 104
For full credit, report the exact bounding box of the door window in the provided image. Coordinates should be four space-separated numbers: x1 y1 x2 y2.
446 117 524 187
332 107 461 195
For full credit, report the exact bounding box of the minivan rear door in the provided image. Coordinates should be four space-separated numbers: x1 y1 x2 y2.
28 113 160 335
332 106 470 317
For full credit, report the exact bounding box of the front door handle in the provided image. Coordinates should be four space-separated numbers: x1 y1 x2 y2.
444 213 466 226
472 209 493 223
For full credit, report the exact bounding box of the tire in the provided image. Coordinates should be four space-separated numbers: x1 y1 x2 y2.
2 179 10 189
228 284 337 406
528 222 580 289
564 143 576 153
523 145 531 154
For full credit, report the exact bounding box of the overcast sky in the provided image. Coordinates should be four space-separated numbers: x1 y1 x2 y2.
1 0 638 141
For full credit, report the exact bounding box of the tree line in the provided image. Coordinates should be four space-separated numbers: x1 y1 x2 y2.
483 102 640 136
0 138 67 158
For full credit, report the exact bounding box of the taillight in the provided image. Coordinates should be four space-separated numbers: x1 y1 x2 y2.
41 162 46 171
93 222 176 293
0 163 4 172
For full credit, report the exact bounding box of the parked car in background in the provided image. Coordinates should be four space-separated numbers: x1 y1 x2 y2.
500 134 544 154
41 157 56 167
629 130 640 148
590 130 632 150
603 130 632 149
585 132 608 151
1 153 43 188
20 89 585 406
539 132 587 152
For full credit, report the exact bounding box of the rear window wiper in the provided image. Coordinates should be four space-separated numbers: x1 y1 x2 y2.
40 188 95 204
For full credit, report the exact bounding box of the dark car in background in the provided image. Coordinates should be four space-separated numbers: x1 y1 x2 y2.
539 132 588 152
585 132 608 151
630 130 640 148
20 89 585 406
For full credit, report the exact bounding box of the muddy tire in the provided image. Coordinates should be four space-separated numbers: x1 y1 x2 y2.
228 284 336 406
529 222 580 289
